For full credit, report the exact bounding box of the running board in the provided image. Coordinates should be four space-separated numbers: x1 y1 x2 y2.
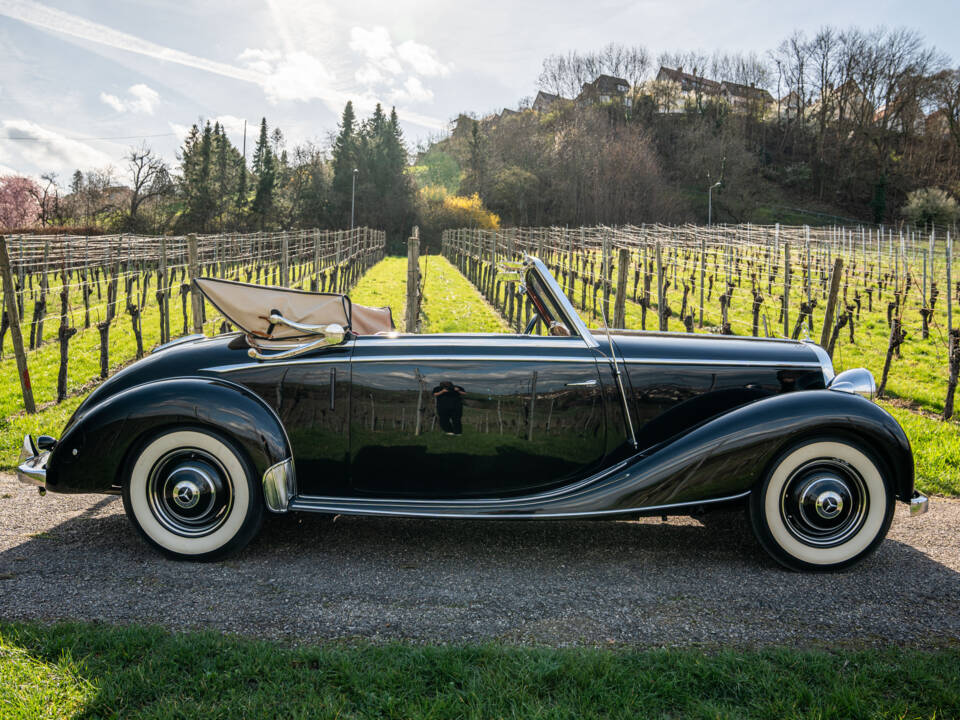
287 491 750 520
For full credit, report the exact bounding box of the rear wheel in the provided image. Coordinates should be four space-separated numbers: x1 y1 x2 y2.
749 439 894 572
122 429 263 560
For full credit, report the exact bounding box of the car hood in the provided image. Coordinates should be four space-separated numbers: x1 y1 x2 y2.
599 330 832 383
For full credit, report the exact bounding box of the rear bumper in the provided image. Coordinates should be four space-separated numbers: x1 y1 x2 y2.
17 435 49 487
910 492 929 516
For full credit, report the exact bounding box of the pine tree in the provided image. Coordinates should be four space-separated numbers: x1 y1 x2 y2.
331 101 358 226
251 117 276 228
178 121 215 231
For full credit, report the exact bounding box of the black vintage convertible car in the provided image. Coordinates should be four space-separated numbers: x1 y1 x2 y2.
18 257 928 570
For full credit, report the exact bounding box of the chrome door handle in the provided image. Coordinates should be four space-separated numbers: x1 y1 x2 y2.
565 379 598 387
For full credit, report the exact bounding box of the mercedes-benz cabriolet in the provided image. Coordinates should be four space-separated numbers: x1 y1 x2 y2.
18 257 928 570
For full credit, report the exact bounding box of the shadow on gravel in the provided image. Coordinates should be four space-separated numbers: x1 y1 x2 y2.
2 501 958 645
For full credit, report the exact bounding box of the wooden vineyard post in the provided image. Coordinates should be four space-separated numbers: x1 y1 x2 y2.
613 247 629 329
313 229 321 291
160 235 170 345
783 241 791 338
281 231 290 287
187 234 204 334
405 226 421 333
0 235 36 413
698 234 705 328
819 257 844 352
656 241 667 331
945 232 958 419
56 278 77 403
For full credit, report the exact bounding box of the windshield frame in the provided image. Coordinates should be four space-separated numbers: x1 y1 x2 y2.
523 257 598 347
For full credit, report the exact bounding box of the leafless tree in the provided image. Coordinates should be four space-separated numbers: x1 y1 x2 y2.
538 44 652 99
126 144 171 231
27 173 61 226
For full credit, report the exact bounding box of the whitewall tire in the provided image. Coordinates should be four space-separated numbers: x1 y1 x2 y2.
122 429 263 560
749 439 894 572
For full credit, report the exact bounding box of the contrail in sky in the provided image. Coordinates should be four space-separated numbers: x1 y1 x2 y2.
0 0 446 130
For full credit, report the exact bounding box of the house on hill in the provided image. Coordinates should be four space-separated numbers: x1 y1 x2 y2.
654 66 721 112
925 108 952 137
577 74 632 107
532 90 562 113
720 80 773 114
808 80 872 124
778 91 805 120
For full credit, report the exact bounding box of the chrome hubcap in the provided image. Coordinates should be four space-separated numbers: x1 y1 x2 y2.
147 449 233 537
814 489 843 519
780 460 868 547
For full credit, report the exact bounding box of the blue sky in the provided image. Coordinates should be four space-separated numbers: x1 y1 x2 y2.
0 0 957 180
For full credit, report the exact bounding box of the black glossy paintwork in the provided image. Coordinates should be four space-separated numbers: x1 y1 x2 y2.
45 323 914 515
45 375 290 494
347 347 605 498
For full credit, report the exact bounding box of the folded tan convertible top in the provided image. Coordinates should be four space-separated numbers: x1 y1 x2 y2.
194 277 394 339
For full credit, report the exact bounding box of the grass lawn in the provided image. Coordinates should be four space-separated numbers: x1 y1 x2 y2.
1 622 959 719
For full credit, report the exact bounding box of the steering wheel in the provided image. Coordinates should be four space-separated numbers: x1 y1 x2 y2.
523 313 540 335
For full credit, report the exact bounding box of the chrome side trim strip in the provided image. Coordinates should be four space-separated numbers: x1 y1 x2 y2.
205 356 822 374
622 358 821 369
300 458 634 508
288 491 751 519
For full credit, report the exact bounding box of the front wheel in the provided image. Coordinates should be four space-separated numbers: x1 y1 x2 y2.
749 439 894 572
122 428 263 560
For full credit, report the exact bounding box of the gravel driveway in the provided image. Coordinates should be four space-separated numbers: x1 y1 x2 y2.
1 472 957 648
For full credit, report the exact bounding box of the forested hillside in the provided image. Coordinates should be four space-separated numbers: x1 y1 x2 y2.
2 25 958 252
414 26 960 238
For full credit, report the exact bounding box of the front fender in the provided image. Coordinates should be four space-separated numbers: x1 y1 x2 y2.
45 377 291 494
604 389 914 510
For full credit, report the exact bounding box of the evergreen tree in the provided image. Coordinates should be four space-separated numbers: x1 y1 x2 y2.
251 117 276 228
178 121 215 231
330 101 358 226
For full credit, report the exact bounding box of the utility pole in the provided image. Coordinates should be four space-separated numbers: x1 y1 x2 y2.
708 181 721 225
350 168 358 230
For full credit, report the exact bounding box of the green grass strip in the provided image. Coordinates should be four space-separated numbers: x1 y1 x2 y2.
1 622 958 719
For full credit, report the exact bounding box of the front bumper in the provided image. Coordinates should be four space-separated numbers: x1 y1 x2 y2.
17 435 49 487
910 492 929 516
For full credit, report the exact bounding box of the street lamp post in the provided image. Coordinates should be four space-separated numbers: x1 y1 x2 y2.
708 181 721 226
350 168 358 230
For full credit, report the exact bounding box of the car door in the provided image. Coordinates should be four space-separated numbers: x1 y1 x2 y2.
347 335 606 499
225 345 353 497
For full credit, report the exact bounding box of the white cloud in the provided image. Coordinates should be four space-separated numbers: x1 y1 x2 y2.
168 122 191 141
396 40 452 77
355 65 385 86
348 27 450 107
238 48 337 104
99 92 125 112
349 27 401 72
0 120 112 172
99 83 160 114
128 84 160 114
390 76 434 104
348 27 452 79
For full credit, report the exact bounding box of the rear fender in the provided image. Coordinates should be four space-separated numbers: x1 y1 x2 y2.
606 390 914 509
44 377 291 494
